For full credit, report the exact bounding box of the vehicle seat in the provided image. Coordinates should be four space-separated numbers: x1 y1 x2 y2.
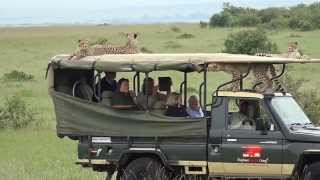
73 80 93 101
100 91 114 107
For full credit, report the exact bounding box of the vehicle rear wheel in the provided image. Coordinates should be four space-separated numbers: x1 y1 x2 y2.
122 157 167 180
301 162 320 180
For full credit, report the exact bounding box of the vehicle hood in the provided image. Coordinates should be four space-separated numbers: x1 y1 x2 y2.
288 126 320 142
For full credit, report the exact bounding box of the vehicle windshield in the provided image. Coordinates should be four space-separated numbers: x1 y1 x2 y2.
270 96 311 126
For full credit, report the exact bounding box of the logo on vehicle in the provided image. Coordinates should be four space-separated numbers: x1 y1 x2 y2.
237 145 269 163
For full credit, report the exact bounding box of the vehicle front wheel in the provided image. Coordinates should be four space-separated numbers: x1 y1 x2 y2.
301 162 320 180
122 157 167 180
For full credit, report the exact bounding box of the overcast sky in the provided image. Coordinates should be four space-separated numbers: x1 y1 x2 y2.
0 0 318 26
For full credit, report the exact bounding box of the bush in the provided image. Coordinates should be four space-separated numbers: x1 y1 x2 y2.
224 29 279 55
0 96 36 129
170 26 181 33
289 33 302 38
199 21 208 28
2 70 34 82
176 33 195 39
90 37 108 45
237 15 261 27
209 12 233 27
208 2 320 31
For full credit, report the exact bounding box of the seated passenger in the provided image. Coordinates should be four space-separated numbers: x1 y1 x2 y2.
165 92 188 117
100 72 117 93
187 95 204 118
137 77 166 110
230 101 255 130
111 78 136 110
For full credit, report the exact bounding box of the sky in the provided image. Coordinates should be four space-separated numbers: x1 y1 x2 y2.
0 0 318 26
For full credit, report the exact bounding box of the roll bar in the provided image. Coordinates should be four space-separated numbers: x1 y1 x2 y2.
133 72 140 94
199 64 208 108
179 72 188 105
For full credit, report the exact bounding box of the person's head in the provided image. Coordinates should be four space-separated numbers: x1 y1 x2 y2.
117 78 129 93
104 72 116 80
239 101 249 115
142 77 155 95
188 95 200 111
166 92 182 106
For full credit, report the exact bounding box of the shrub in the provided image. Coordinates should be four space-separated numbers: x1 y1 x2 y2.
199 21 208 28
209 12 233 27
208 2 320 31
237 15 261 27
289 33 302 38
90 37 108 45
0 96 36 129
224 29 279 55
140 47 153 53
298 90 320 124
176 33 195 39
170 26 181 33
2 70 34 82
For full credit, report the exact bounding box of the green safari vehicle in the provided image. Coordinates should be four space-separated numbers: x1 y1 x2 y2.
47 53 320 180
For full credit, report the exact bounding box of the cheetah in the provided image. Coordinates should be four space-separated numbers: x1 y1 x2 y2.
207 63 279 93
255 42 309 59
104 32 139 54
68 32 139 60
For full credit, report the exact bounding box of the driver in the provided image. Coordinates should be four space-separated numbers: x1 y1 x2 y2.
230 100 255 130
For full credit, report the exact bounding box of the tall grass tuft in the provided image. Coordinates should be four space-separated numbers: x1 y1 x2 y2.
165 41 182 49
140 47 154 53
2 70 34 82
0 95 36 129
176 33 195 39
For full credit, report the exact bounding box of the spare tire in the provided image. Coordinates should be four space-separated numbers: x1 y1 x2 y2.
122 157 167 180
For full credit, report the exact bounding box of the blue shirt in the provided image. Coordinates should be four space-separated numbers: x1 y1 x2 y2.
186 107 204 118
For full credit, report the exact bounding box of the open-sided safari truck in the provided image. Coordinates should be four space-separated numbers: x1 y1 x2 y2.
48 53 320 180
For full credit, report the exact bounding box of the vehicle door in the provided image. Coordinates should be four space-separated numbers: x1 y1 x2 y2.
220 97 284 177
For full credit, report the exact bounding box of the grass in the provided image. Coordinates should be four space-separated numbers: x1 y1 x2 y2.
0 23 320 179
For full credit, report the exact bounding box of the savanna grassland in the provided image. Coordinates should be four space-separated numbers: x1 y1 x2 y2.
0 23 320 180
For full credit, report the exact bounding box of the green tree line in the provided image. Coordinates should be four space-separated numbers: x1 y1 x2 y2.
209 2 320 31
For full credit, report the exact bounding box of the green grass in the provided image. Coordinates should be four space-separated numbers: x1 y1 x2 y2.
0 24 319 179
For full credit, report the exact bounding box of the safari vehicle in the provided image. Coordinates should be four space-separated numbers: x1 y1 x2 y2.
47 53 320 180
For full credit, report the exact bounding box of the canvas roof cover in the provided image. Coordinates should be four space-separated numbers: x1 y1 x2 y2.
50 53 320 72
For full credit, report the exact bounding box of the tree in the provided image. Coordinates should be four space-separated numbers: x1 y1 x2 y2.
209 11 233 27
224 29 278 55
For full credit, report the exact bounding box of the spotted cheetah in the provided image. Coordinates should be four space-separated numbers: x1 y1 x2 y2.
68 32 139 60
255 42 309 59
207 63 277 92
104 32 139 54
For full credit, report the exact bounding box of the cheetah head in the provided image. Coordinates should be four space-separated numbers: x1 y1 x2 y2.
126 32 139 46
78 39 89 50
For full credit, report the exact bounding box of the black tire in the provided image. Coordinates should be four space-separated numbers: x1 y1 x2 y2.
301 162 320 180
122 157 167 180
